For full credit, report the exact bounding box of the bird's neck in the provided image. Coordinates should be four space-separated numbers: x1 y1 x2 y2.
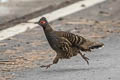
43 24 53 33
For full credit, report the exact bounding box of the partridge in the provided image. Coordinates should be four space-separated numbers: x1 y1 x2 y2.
35 17 104 69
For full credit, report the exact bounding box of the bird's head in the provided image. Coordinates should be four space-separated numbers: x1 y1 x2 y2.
35 17 48 29
35 17 53 31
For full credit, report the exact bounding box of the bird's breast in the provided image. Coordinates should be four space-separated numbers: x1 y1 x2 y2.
45 33 59 50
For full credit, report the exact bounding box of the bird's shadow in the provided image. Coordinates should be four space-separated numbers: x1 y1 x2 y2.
41 66 108 73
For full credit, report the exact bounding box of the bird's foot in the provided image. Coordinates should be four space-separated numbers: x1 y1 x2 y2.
40 64 52 69
82 54 89 65
79 52 89 65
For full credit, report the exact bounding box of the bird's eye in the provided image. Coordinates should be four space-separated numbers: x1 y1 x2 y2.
40 21 46 24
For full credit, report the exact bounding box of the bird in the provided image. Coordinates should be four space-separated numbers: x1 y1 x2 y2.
35 17 104 69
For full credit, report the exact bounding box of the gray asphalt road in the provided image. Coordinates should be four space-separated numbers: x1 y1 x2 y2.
13 35 120 80
0 0 120 80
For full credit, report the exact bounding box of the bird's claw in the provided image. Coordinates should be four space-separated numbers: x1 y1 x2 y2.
40 64 52 69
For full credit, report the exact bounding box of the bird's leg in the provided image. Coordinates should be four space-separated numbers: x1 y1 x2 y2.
40 64 53 69
78 51 89 65
40 56 59 69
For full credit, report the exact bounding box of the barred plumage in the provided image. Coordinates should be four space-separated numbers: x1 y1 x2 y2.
36 17 104 69
56 31 85 45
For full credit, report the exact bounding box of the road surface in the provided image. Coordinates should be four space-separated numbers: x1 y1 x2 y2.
0 0 120 80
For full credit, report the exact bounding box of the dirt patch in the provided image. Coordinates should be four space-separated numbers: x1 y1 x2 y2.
0 49 54 72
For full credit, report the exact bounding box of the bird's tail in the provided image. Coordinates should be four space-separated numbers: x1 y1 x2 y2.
80 39 104 51
89 41 104 49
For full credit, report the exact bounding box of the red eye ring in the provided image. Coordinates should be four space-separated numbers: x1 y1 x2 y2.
40 21 46 24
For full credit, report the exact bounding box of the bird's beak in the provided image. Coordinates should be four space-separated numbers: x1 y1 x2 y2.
22 22 39 24
34 22 39 24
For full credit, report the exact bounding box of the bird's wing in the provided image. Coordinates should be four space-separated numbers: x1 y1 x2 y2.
57 37 74 58
55 31 86 47
55 31 104 51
